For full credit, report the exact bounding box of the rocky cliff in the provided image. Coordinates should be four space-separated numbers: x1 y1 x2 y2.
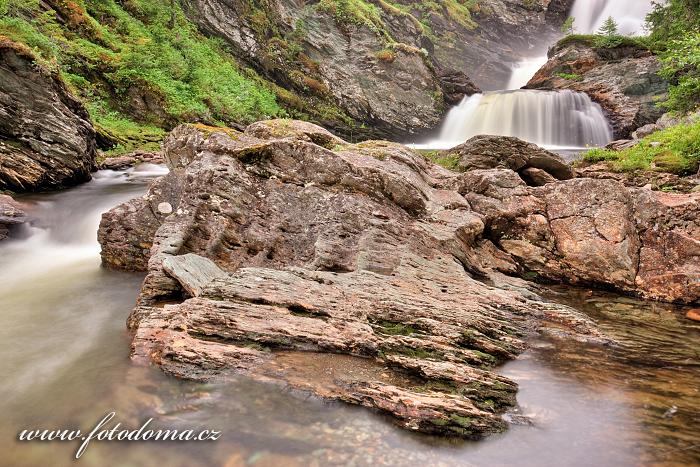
182 0 574 139
0 39 96 192
99 121 698 439
526 38 669 138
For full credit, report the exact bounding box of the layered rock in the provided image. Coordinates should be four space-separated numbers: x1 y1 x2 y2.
100 121 608 438
0 194 26 241
462 172 700 303
100 122 699 438
0 39 96 192
526 39 669 138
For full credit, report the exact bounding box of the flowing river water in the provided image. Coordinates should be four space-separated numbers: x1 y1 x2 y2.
1 166 699 466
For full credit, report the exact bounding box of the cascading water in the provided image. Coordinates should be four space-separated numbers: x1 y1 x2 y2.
421 90 612 150
417 0 655 151
506 56 549 90
569 0 654 35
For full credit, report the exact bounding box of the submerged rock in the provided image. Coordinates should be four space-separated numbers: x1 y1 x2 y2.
526 39 668 138
0 39 96 192
100 120 606 438
0 194 26 241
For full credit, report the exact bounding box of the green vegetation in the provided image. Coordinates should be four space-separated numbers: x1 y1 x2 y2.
0 0 282 154
555 72 582 81
422 150 460 170
560 0 700 116
371 319 420 336
583 119 700 175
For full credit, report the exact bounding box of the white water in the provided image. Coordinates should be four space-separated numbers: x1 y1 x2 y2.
419 90 612 150
569 0 655 35
506 55 549 90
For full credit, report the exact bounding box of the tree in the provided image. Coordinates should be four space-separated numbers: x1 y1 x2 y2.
561 16 576 35
598 16 619 37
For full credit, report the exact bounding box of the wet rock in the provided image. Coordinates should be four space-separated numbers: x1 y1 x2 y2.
435 68 481 105
445 135 575 183
0 194 26 241
470 174 700 304
0 39 96 192
527 39 668 138
98 151 164 170
101 120 606 438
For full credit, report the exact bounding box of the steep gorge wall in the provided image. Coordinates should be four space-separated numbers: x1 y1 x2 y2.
182 0 576 139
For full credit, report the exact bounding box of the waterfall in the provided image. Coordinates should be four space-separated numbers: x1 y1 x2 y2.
569 0 654 34
506 56 549 90
421 90 612 150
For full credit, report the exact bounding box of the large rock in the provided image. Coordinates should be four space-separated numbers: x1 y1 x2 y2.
99 120 698 439
0 39 96 191
526 39 668 138
462 173 700 303
100 120 607 438
0 194 26 241
445 135 575 184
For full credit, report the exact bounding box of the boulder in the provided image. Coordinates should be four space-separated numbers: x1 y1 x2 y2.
0 39 96 191
526 39 668 138
0 194 26 241
99 120 607 438
98 151 164 171
435 68 481 105
445 135 575 183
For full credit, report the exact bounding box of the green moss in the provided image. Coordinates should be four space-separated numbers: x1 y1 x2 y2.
371 319 419 336
383 345 443 360
583 119 700 175
556 72 583 81
422 150 460 171
0 0 282 152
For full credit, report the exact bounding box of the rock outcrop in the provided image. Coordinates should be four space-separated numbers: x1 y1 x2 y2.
526 39 669 138
181 0 574 138
0 194 26 241
0 39 96 192
444 135 575 184
100 122 700 439
100 121 611 438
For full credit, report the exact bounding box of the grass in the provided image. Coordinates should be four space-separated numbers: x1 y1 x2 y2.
422 150 460 170
0 0 282 154
583 119 700 175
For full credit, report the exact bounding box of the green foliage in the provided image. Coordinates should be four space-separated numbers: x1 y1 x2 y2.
422 150 460 170
658 32 700 113
556 72 582 81
647 0 700 44
597 16 619 36
0 0 282 153
561 16 575 35
583 119 700 175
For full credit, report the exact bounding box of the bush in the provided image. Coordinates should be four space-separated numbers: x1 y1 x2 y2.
583 120 700 175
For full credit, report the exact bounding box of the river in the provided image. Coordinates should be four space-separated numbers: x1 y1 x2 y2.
1 165 698 465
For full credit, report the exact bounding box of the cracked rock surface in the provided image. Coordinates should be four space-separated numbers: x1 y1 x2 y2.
99 120 698 438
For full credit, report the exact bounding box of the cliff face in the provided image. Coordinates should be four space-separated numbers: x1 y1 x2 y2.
182 0 574 139
0 39 96 192
526 38 669 138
